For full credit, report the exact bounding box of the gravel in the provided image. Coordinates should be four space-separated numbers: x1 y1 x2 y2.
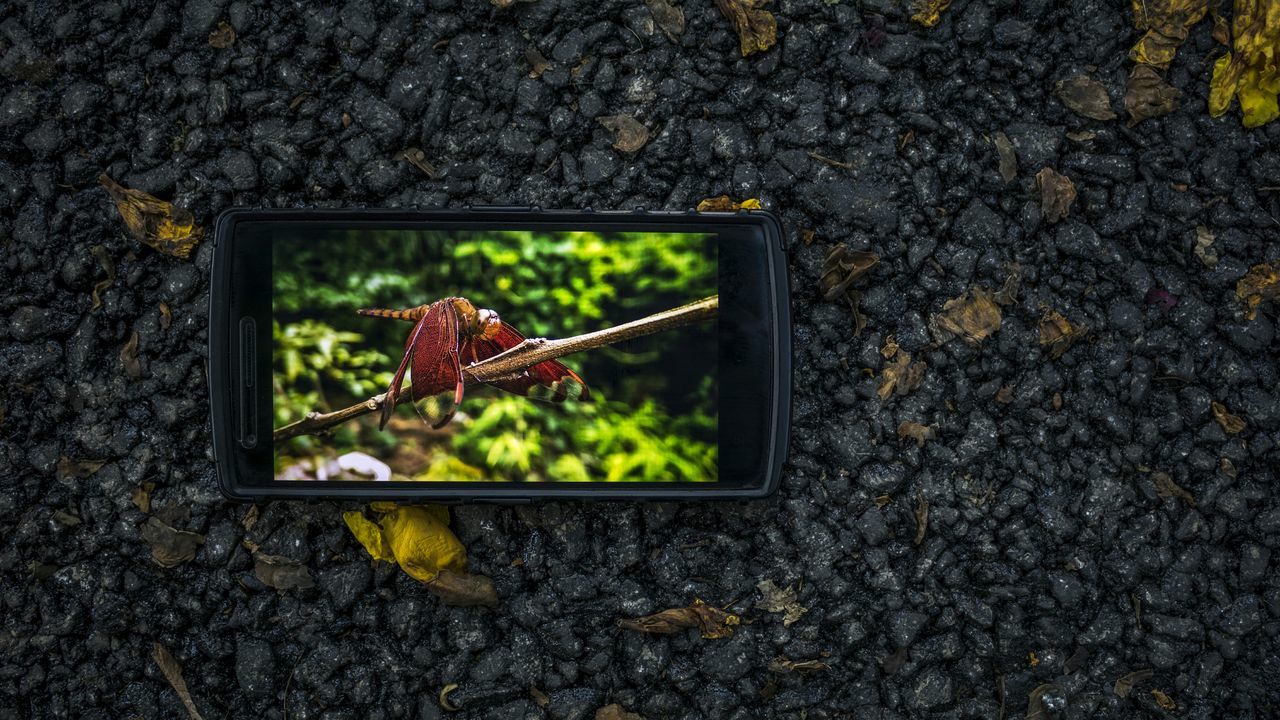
1 0 1279 718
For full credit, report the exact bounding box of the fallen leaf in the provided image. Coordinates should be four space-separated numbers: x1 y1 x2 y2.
1124 65 1181 125
344 504 462 579
159 301 173 330
1114 669 1154 698
1039 307 1085 359
993 132 1017 183
425 568 499 607
598 115 650 153
913 495 929 545
1036 167 1077 223
1151 689 1176 709
1027 683 1066 720
241 504 260 532
1055 75 1118 120
1236 261 1279 320
1052 392 1063 411
768 657 830 673
1028 651 1040 666
1209 0 1280 127
819 246 879 301
931 287 1002 345
1151 471 1197 506
52 509 81 526
131 482 154 513
253 552 315 591
645 0 686 42
1192 225 1219 267
910 0 952 27
394 147 437 178
99 174 203 259
120 330 141 378
1211 400 1246 433
756 579 807 625
874 494 892 507
56 457 105 482
697 195 762 212
141 516 205 568
799 228 816 245
897 422 935 447
993 262 1022 306
881 334 900 359
846 290 868 336
526 47 552 78
1129 0 1210 70
208 21 236 49
89 245 115 311
713 0 777 56
152 644 207 720
619 599 740 638
596 703 643 720
1066 129 1098 141
878 351 927 400
439 683 460 712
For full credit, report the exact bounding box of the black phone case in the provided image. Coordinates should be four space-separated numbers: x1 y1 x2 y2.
208 207 791 502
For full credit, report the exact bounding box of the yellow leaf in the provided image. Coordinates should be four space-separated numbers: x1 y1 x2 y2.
696 195 762 212
98 174 203 259
1128 0 1210 71
1207 0 1280 127
345 505 467 583
713 0 777 57
910 0 952 27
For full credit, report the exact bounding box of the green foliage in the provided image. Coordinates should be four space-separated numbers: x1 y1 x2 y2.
272 229 718 483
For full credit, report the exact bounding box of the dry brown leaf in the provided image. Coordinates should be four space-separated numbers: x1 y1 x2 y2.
89 245 115 311
1236 261 1280 320
1129 0 1210 71
253 552 315 591
208 21 236 49
645 0 686 42
913 495 929 545
159 301 173 330
1124 65 1181 125
1036 167 1077 223
530 687 550 708
1055 75 1118 120
993 262 1022 306
756 579 807 625
931 287 1002 345
897 422 935 447
439 683 460 711
1211 400 1246 434
768 657 830 673
1151 471 1196 506
1039 307 1085 359
878 351 927 400
713 0 777 57
697 195 762 212
56 457 105 482
910 0 952 27
426 568 499 607
1066 129 1098 142
1027 683 1065 720
394 147 437 178
1193 225 1219 267
874 494 892 507
132 482 155 513
819 246 879 301
596 704 643 720
881 334 900 359
1114 668 1154 697
993 132 1017 183
152 644 206 720
99 174 203 259
241 504 260 532
619 599 740 638
799 228 816 245
141 516 204 568
598 115 650 153
120 330 141 378
526 47 552 78
1151 689 1176 710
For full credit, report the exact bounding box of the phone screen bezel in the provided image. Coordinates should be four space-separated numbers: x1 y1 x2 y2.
209 208 790 501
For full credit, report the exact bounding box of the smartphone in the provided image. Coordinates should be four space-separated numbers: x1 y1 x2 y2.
208 208 790 501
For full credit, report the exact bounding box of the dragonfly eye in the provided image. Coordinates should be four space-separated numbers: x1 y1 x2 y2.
478 309 502 338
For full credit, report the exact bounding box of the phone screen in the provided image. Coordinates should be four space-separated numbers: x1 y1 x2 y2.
269 226 721 484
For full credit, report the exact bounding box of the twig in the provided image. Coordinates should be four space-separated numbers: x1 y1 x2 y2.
273 295 719 440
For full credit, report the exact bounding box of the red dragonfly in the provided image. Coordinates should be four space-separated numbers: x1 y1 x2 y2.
358 297 588 429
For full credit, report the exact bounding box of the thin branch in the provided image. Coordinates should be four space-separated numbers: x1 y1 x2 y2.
273 295 719 441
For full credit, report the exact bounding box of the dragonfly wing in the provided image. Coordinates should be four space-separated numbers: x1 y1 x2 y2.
407 300 465 427
472 323 589 402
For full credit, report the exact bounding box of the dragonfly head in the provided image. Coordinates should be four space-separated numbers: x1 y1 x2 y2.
476 307 503 339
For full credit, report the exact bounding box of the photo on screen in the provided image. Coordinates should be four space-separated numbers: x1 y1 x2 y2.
271 228 719 483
